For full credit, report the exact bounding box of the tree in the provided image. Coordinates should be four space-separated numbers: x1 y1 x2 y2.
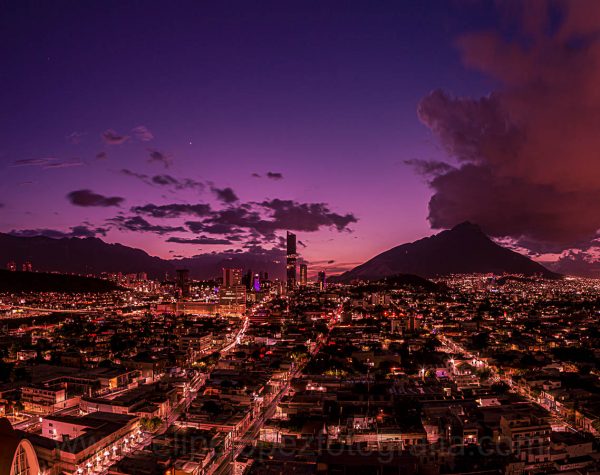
140 416 162 432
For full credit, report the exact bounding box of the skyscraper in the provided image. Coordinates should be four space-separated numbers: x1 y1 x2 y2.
318 271 326 291
299 264 308 287
286 231 297 291
223 268 242 288
176 269 190 298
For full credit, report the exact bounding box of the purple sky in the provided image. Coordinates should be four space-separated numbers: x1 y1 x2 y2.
1 1 548 275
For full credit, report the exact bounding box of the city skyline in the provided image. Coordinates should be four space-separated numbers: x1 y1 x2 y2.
4 3 600 473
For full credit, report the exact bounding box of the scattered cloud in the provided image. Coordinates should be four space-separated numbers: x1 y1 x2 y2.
67 189 124 207
185 222 244 235
545 249 600 278
132 125 154 142
252 172 284 180
9 225 108 239
259 199 357 232
132 203 212 218
11 158 53 167
196 199 357 237
166 236 233 245
211 186 239 204
101 129 129 145
120 169 148 181
148 149 172 168
109 216 185 235
152 175 204 191
11 158 83 169
120 169 205 192
43 159 83 169
96 151 108 160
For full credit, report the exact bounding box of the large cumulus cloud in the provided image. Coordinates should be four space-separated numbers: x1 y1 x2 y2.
414 0 600 254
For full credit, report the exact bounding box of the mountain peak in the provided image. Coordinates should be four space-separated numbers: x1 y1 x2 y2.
450 221 484 234
334 224 558 282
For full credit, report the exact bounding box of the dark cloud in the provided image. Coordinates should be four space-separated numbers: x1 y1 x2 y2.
131 125 154 142
67 189 124 207
187 200 357 237
166 236 233 245
120 169 204 191
201 207 268 235
120 169 149 181
132 203 212 218
151 175 204 191
9 225 108 239
151 175 178 186
416 1 600 253
11 158 53 167
11 158 83 169
148 149 172 168
102 129 129 145
43 159 83 169
109 216 185 235
69 225 109 237
211 186 239 204
266 172 283 180
251 173 261 178
96 151 108 160
185 222 244 235
259 199 357 232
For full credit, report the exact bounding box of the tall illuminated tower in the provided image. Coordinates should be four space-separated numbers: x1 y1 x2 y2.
286 231 297 291
299 263 308 287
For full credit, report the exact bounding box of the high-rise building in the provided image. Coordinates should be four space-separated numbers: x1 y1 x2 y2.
317 271 326 291
252 273 261 292
286 231 297 291
299 264 308 287
22 261 33 272
6 261 16 272
176 269 190 298
223 268 242 288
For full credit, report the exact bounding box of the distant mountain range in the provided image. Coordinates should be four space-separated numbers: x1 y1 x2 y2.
0 223 560 282
333 222 559 282
0 232 285 280
0 269 120 293
0 233 173 278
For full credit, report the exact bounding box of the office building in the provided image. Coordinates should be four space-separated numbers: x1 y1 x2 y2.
299 264 308 287
176 269 190 298
318 271 326 291
286 231 297 291
223 268 242 288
